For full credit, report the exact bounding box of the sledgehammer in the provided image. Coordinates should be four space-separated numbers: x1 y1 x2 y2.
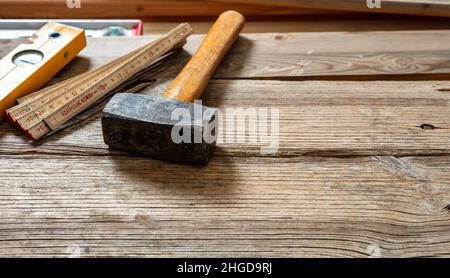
101 11 245 164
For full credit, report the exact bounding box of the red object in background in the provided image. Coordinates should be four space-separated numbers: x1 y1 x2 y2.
132 20 143 36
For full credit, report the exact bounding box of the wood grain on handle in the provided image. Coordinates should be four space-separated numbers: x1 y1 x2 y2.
163 10 245 102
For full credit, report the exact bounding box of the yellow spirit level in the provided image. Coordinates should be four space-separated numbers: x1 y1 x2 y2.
0 22 86 121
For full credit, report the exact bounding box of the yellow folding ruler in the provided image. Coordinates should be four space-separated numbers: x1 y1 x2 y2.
6 23 193 141
0 22 86 122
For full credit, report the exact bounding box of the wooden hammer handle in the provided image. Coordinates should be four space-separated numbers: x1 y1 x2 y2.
163 10 245 102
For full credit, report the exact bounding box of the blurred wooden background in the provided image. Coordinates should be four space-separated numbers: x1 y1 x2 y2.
0 0 449 19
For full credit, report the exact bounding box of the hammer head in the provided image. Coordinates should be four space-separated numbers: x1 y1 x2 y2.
102 93 218 164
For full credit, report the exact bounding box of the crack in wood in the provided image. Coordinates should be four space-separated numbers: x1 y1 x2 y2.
441 204 450 212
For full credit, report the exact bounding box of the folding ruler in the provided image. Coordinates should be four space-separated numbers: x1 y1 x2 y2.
6 23 193 141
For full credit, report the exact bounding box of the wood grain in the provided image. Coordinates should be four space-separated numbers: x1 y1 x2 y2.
1 80 450 157
143 18 450 34
215 0 450 17
0 0 346 19
1 29 450 257
58 31 450 81
2 33 450 156
2 0 449 19
0 154 449 257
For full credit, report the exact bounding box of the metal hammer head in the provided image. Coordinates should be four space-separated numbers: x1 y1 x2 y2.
102 93 218 164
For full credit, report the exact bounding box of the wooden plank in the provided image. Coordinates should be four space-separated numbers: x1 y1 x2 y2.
216 0 450 18
143 18 450 34
0 0 345 19
33 30 450 82
1 80 450 157
193 30 450 79
0 154 449 257
5 31 450 80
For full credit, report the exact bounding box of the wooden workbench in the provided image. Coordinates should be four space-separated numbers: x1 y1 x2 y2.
1 22 450 258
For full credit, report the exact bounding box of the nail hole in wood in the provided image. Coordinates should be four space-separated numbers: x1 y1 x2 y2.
420 124 435 130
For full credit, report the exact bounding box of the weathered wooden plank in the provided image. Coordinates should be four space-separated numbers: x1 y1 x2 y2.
0 154 449 257
5 31 450 81
1 80 450 157
51 31 450 81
